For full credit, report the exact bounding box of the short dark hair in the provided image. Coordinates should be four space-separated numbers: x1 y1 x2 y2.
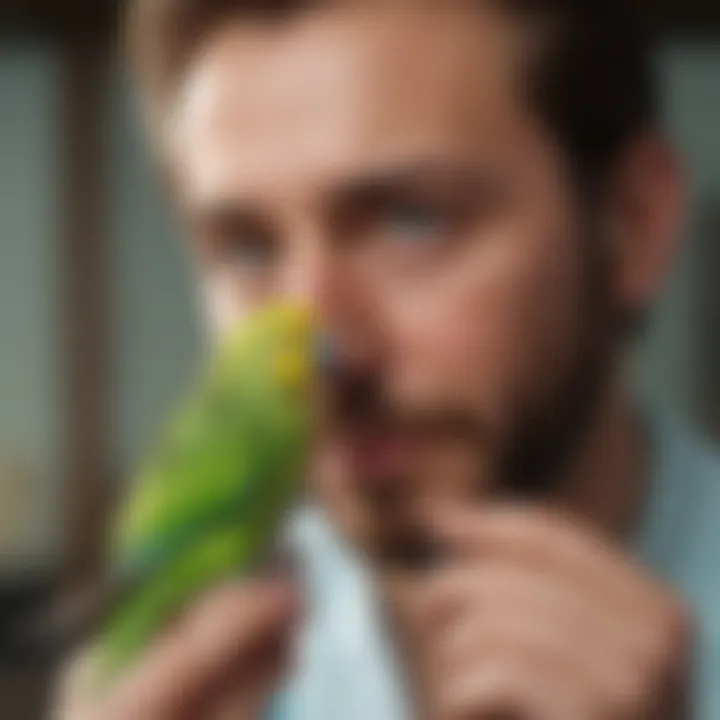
126 0 658 187
505 1 658 188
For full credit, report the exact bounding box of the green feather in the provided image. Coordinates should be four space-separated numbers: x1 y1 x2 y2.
96 303 315 683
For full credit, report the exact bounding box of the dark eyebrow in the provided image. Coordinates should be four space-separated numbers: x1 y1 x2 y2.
331 157 500 209
185 199 274 238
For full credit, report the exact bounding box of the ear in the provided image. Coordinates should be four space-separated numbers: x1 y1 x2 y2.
603 134 685 315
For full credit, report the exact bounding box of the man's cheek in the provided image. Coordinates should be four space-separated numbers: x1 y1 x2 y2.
417 437 496 501
389 302 526 441
380 247 541 427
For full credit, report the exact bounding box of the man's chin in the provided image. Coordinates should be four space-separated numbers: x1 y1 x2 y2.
327 496 442 571
370 525 443 570
312 437 490 565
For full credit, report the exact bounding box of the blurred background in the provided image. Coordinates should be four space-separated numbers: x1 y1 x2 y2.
0 0 719 716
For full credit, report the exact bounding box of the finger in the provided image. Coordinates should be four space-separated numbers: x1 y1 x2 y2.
104 580 299 720
436 614 677 720
420 562 587 621
210 632 292 720
54 647 105 720
421 563 678 699
418 563 656 661
427 504 662 611
432 603 637 707
403 562 672 719
437 653 590 720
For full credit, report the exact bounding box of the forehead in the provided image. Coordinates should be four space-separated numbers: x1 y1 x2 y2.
171 6 531 205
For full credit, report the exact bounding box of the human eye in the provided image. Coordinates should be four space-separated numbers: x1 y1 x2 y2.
224 231 277 273
197 211 278 277
382 200 446 244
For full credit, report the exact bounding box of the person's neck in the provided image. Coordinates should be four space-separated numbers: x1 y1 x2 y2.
552 377 647 543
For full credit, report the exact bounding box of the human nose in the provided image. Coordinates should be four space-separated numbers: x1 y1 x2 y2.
279 228 381 370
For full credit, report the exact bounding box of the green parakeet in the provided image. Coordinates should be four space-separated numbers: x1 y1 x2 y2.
96 302 316 683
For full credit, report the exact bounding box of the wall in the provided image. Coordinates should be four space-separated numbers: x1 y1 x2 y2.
110 77 202 477
0 45 60 570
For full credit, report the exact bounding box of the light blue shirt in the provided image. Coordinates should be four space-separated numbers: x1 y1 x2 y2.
275 413 720 719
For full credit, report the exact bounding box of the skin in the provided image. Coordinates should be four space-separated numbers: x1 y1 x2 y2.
59 3 689 718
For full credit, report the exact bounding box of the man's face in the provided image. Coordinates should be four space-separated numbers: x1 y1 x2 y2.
171 6 619 561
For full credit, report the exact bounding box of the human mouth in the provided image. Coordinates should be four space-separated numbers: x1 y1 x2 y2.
340 429 422 491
